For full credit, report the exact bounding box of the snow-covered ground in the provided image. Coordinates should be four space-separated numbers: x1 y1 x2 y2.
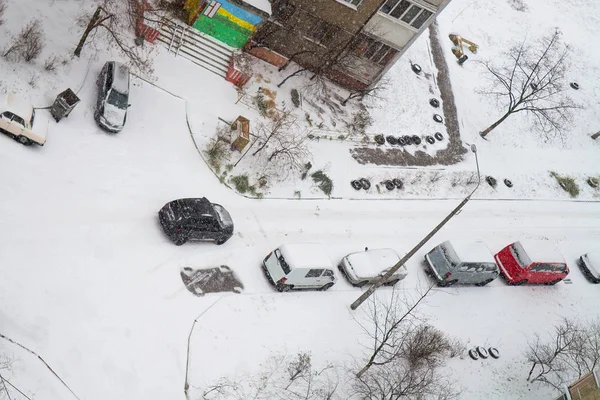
0 0 599 399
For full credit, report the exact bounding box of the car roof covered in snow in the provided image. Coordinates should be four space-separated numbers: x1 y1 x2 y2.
112 62 130 94
583 251 600 270
0 93 34 122
279 243 333 270
443 240 495 263
516 240 565 263
345 248 405 278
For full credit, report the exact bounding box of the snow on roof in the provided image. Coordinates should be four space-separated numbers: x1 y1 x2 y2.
112 62 130 94
242 0 271 16
345 248 405 278
584 251 600 270
517 240 565 263
0 93 34 122
447 240 495 263
279 243 333 270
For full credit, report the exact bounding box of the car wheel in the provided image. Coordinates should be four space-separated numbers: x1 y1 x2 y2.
215 237 227 245
277 284 293 292
475 278 494 287
477 346 489 359
359 178 371 190
173 236 188 246
356 280 369 288
438 279 458 287
468 349 479 360
488 347 500 359
319 282 334 291
17 136 32 146
351 180 362 190
547 279 561 286
385 279 400 286
233 287 243 294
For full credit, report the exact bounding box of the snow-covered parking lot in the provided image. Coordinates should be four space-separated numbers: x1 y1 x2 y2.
1 0 600 398
0 76 599 399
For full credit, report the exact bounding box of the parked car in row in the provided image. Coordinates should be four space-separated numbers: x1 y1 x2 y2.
0 93 48 146
95 61 130 133
425 240 499 286
262 243 336 292
338 248 407 287
578 251 600 283
158 198 234 246
495 240 569 285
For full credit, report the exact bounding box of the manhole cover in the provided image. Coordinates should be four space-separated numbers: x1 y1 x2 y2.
181 265 244 296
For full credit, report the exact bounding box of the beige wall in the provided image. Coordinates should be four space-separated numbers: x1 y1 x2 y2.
365 13 416 49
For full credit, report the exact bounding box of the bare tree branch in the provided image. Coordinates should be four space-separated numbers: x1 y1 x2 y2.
478 30 581 140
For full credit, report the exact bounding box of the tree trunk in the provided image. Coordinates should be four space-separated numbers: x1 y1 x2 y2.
356 362 372 379
592 131 600 140
480 111 512 138
74 6 102 57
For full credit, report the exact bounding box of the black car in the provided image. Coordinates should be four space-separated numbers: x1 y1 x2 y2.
158 198 234 246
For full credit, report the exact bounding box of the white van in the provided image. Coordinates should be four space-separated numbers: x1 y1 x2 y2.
262 243 336 292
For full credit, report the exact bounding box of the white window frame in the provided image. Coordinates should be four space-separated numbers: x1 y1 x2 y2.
378 0 436 31
336 0 362 9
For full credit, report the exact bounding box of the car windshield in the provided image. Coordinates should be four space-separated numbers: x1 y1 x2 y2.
107 90 128 109
274 249 291 274
213 204 233 227
510 243 531 268
439 244 459 268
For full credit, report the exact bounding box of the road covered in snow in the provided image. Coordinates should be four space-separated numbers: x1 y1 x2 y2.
0 75 599 399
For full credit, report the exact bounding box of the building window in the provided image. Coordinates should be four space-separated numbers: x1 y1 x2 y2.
351 34 399 66
379 0 434 29
338 0 362 6
304 15 340 46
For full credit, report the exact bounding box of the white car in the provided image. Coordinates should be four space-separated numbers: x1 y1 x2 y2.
0 93 48 146
338 248 407 287
579 251 600 284
262 243 336 292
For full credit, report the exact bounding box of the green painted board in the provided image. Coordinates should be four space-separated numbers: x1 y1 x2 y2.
193 14 253 48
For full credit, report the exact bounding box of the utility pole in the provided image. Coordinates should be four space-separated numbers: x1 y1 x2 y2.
350 145 481 310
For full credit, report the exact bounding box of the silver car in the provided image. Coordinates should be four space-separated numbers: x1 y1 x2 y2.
424 240 499 287
95 61 130 133
579 251 600 283
339 248 407 287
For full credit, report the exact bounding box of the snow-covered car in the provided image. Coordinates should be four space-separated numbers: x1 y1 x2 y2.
338 248 407 287
262 243 336 292
494 240 569 285
425 240 499 287
158 198 234 246
94 61 130 133
0 93 48 146
578 251 600 283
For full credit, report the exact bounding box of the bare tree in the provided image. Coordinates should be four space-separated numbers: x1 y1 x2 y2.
350 322 460 400
526 317 600 390
3 19 45 62
250 108 311 180
354 285 436 378
74 0 165 75
341 78 390 106
201 352 340 400
478 30 579 139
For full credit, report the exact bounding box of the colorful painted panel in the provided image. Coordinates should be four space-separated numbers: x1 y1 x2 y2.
192 0 263 48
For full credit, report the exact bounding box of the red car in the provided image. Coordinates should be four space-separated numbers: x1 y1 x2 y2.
494 240 569 285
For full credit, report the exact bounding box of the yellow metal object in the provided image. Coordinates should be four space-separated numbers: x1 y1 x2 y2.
231 116 250 152
448 34 479 58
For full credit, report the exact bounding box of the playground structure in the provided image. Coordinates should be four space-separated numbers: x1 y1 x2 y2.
449 34 479 64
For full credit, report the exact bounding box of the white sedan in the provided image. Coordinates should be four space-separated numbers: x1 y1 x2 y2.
338 248 407 287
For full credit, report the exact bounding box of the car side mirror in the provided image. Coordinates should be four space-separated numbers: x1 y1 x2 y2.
128 104 132 108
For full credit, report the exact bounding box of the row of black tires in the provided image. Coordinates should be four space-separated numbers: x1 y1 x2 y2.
469 346 500 360
351 178 403 191
376 132 444 146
